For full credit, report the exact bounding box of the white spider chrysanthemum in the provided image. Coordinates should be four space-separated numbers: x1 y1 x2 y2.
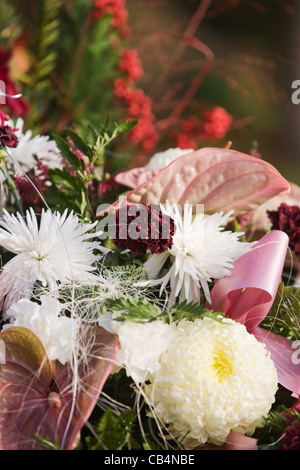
4 295 78 364
144 202 252 305
145 147 194 169
0 208 107 310
6 117 62 172
144 316 278 448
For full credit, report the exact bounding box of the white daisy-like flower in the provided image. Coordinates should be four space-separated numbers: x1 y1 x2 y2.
144 202 252 305
144 316 278 448
0 208 107 310
4 295 78 364
6 117 62 173
112 320 172 383
145 148 194 169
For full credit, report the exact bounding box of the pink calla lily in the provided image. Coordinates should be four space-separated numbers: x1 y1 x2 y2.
207 230 300 396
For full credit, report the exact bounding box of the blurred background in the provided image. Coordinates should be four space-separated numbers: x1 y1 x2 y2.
1 0 299 183
125 0 300 181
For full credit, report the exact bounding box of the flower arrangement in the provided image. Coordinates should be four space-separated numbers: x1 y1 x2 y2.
0 0 299 454
0 110 299 452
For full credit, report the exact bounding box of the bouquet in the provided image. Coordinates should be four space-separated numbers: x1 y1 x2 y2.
0 108 299 451
0 0 299 453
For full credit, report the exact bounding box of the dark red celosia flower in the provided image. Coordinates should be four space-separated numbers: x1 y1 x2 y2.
113 204 175 255
14 160 49 212
281 422 300 450
267 203 300 257
0 124 18 148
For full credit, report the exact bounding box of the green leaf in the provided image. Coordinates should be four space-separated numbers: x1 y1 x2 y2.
52 133 82 168
115 120 138 134
86 408 140 450
33 434 61 450
167 300 217 322
105 295 162 323
48 167 81 193
65 128 93 159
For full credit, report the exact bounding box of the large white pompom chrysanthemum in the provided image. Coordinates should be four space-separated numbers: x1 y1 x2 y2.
0 208 107 310
144 316 278 448
4 295 78 365
144 202 252 305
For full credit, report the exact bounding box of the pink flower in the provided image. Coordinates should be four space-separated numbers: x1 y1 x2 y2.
0 47 30 117
207 230 300 397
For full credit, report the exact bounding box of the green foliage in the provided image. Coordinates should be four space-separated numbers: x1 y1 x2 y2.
104 295 162 323
44 117 136 221
261 282 300 340
0 0 132 135
21 0 62 128
103 292 225 325
167 300 222 323
254 404 300 450
0 1 22 46
85 408 140 450
33 434 61 450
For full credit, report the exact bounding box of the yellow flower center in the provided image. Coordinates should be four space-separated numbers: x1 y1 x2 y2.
212 349 233 382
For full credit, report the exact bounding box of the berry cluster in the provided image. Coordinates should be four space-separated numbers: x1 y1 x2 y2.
14 160 49 212
118 49 143 83
93 0 130 36
172 107 233 149
202 106 233 140
114 78 158 153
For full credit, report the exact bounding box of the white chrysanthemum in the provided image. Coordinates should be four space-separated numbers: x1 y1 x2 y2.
145 316 278 448
112 320 172 383
6 117 62 172
0 208 107 310
144 202 252 305
4 295 78 364
145 148 194 169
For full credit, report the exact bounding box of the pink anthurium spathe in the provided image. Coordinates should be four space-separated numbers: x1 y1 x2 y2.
98 147 290 217
0 326 119 450
207 230 300 396
200 432 258 451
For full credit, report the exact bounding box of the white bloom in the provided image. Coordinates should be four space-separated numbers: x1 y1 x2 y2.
0 208 107 310
144 202 252 305
6 117 62 173
145 317 278 448
112 320 172 383
145 148 194 169
4 295 78 364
